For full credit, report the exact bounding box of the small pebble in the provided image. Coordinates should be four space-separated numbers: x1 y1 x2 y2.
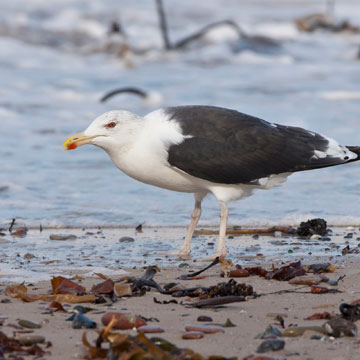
178 263 189 268
255 325 282 339
72 312 97 329
197 315 213 322
185 324 224 333
18 320 41 329
257 339 285 353
49 234 77 241
18 335 45 346
137 325 164 333
182 331 204 339
119 236 135 243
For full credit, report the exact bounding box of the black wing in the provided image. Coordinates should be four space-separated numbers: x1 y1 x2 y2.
166 106 352 184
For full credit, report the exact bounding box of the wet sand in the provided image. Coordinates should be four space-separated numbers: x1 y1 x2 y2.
1 226 360 359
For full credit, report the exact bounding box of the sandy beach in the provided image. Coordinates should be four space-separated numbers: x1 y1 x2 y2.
1 225 360 359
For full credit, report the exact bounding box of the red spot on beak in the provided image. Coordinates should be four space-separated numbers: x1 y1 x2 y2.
67 143 77 150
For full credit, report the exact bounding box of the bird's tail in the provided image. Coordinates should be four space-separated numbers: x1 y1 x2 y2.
347 146 360 162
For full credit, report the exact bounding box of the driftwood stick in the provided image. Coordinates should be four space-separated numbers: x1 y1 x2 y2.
173 19 245 49
155 0 172 50
194 226 293 236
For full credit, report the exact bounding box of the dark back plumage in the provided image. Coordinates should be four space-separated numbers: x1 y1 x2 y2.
166 106 356 184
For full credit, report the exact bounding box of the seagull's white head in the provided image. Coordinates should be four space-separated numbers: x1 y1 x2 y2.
63 110 143 154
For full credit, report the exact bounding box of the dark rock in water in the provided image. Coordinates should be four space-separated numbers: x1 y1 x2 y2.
340 303 360 321
257 338 285 353
323 318 357 337
296 218 327 237
119 236 135 243
72 312 97 329
255 325 282 339
197 315 213 322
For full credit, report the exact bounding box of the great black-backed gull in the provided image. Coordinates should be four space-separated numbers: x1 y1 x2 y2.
63 106 360 259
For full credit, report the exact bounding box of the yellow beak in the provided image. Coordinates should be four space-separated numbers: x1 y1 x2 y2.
63 132 98 150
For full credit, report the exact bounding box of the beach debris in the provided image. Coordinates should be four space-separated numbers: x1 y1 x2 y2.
127 265 163 294
4 282 96 303
47 301 66 312
8 218 16 232
72 312 97 329
255 325 282 339
341 245 360 255
182 331 204 339
184 324 225 333
154 297 178 305
257 338 285 353
224 269 250 278
195 226 292 236
163 282 180 291
17 335 45 346
179 257 220 280
340 303 360 321
197 315 213 322
113 282 132 297
82 318 235 359
17 319 41 329
295 13 360 33
274 315 285 329
207 279 253 298
137 325 164 333
244 355 278 360
305 263 337 273
304 312 335 320
217 318 236 328
296 218 327 237
90 278 114 295
311 285 334 294
288 274 328 286
49 234 77 240
119 236 134 243
0 330 50 358
100 87 163 107
185 295 246 308
52 276 86 295
101 312 146 329
11 226 28 238
281 326 325 337
323 318 358 337
227 261 306 282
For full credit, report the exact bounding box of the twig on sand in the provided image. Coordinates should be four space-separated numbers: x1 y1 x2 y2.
194 226 293 236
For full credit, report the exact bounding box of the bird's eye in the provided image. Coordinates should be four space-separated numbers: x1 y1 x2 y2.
105 121 117 129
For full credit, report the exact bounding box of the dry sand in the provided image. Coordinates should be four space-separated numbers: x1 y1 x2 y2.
1 226 360 359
